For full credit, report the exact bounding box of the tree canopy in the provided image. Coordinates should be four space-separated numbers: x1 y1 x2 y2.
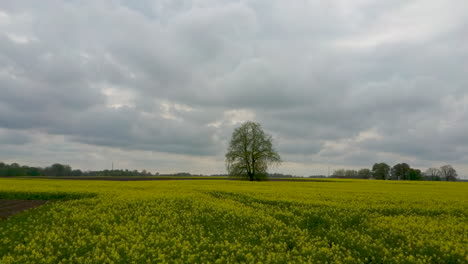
439 165 458 181
391 163 410 180
372 163 390 180
226 121 281 181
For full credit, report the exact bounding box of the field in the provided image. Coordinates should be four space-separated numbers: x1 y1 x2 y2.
0 178 467 263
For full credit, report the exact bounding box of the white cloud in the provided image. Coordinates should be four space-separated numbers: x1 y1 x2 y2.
99 84 136 109
160 100 194 121
224 109 255 125
5 32 36 44
0 10 10 24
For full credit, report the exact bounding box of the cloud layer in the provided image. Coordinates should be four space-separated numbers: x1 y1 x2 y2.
1 0 467 176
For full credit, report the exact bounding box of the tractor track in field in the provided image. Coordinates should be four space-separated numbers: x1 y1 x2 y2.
0 200 48 219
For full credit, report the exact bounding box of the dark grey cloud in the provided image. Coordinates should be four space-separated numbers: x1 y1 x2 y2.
0 0 467 177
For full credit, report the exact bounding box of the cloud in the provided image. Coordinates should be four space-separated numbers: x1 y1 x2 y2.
0 1 467 177
0 128 33 145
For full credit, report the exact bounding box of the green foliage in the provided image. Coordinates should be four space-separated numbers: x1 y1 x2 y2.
0 162 43 177
391 163 411 180
408 168 422 181
226 121 281 181
0 179 466 263
357 168 372 179
332 169 371 179
0 161 155 177
0 162 72 177
372 162 391 180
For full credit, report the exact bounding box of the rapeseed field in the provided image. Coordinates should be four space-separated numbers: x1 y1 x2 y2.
0 178 467 263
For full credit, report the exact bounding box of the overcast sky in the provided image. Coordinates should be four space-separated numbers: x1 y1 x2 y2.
1 0 467 177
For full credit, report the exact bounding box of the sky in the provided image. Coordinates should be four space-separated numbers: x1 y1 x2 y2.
0 0 467 178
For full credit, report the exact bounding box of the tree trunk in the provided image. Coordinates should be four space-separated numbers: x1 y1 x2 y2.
251 160 255 181
248 172 254 181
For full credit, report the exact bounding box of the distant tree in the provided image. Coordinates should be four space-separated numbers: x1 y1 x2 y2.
270 173 295 178
308 175 327 178
7 163 22 176
358 168 372 179
408 168 422 180
26 167 43 176
391 163 411 180
174 172 191 177
331 169 360 178
45 163 72 176
424 168 441 181
71 169 83 177
226 121 281 181
372 163 390 180
344 169 358 178
332 169 346 177
439 165 458 181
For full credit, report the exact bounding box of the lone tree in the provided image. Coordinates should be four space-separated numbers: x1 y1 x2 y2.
226 121 281 181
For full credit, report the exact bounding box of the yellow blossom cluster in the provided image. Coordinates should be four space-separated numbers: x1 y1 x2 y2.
0 178 467 263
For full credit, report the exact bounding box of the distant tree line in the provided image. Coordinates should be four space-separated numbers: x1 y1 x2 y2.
0 162 158 177
269 173 328 178
0 162 71 177
82 169 155 177
331 163 458 181
269 173 298 178
0 161 460 181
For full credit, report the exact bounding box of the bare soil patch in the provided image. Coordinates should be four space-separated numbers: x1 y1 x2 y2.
0 200 48 219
